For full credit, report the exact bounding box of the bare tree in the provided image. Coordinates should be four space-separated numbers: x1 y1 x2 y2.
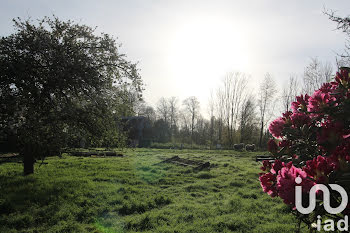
141 106 156 122
216 87 225 145
183 96 200 146
134 101 156 122
195 115 206 145
208 90 215 121
325 10 350 66
229 73 248 142
240 95 257 143
156 97 169 125
302 58 333 95
282 74 300 112
221 72 248 147
208 90 215 149
178 109 190 143
258 73 277 148
168 96 178 140
168 97 178 128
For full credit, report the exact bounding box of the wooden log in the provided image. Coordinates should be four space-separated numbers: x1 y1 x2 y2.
104 152 117 156
255 155 274 162
69 151 121 157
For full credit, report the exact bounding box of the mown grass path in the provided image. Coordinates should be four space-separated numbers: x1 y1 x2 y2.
0 149 305 232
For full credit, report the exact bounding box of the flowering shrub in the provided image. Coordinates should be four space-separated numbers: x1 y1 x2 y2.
260 67 350 229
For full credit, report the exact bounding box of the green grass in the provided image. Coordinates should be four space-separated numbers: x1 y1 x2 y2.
0 149 305 232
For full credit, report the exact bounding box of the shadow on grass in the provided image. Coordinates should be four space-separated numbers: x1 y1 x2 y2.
0 171 102 232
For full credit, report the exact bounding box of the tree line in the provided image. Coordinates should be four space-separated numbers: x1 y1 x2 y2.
127 57 337 150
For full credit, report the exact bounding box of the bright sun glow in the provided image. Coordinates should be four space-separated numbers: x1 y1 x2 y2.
168 16 253 81
166 15 255 104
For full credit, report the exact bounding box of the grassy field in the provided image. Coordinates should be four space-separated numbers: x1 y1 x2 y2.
0 149 305 232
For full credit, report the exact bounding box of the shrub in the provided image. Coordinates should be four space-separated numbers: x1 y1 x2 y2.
259 67 350 230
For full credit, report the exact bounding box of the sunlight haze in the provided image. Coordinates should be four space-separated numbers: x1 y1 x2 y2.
1 0 349 116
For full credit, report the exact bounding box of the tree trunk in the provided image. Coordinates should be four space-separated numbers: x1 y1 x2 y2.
218 120 222 144
23 152 35 175
259 120 264 148
191 115 194 148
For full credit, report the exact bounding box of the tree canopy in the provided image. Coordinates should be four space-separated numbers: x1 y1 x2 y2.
0 16 143 174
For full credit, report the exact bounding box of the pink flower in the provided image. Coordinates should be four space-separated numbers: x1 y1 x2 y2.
282 111 293 119
303 156 333 183
327 153 341 171
290 112 310 128
319 82 338 93
259 68 350 209
269 117 285 138
292 94 310 113
261 160 272 171
259 172 277 197
271 159 283 174
276 164 315 206
307 90 336 114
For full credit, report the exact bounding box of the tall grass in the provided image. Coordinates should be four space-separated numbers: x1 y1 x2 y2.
0 149 304 232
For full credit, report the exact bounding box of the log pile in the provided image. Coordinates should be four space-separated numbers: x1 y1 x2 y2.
68 151 124 157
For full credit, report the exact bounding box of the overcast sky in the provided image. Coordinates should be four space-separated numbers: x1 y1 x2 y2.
1 0 349 116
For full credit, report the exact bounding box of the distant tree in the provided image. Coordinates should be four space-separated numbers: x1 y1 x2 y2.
239 96 257 143
281 74 300 112
207 90 216 149
168 96 178 140
178 109 191 143
257 73 277 148
153 119 170 143
156 97 169 125
218 72 248 147
215 86 226 145
142 106 156 123
183 96 200 147
134 101 156 122
325 10 350 66
194 115 209 146
0 17 142 174
302 57 333 95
